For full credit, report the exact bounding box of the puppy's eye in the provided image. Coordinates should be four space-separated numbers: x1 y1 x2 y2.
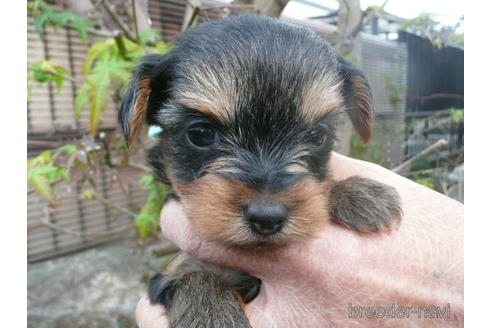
305 125 327 147
187 123 219 148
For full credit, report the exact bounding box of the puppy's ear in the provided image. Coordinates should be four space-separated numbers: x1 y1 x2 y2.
338 58 374 144
119 54 165 147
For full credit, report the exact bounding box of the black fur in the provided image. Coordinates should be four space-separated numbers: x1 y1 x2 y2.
120 15 346 189
120 14 402 328
148 256 260 328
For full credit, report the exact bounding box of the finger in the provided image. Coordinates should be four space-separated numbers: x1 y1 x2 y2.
160 199 202 258
135 293 169 328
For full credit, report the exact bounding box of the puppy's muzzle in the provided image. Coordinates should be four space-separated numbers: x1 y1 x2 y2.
244 202 288 236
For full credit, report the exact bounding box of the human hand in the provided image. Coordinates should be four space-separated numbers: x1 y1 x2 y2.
136 152 464 328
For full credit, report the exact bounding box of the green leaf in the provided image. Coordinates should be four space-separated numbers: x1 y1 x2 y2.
134 174 167 239
135 212 159 239
28 150 53 169
29 166 59 177
30 172 53 201
83 40 115 75
54 11 74 29
139 29 161 45
75 83 90 118
85 58 132 133
81 189 95 200
414 178 435 190
30 1 93 43
451 109 464 123
28 165 70 202
88 78 110 135
28 60 72 91
122 38 146 60
154 41 174 54
27 0 48 14
57 144 78 155
27 84 33 104
39 150 54 165
139 174 154 187
54 64 71 76
33 8 53 39
46 167 68 182
53 75 64 91
70 15 92 43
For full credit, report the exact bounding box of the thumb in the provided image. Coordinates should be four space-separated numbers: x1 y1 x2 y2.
160 200 202 259
135 294 169 328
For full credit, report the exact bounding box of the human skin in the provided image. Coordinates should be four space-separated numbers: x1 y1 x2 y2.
135 152 464 328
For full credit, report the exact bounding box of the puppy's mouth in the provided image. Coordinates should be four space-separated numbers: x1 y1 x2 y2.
250 222 284 236
174 173 328 249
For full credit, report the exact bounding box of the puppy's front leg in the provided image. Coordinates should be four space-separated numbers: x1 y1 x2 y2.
329 176 402 233
148 253 261 328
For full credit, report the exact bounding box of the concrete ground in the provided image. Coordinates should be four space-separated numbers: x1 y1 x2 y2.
27 238 173 328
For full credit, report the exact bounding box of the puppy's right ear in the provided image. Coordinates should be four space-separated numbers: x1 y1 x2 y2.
338 57 374 144
119 54 164 147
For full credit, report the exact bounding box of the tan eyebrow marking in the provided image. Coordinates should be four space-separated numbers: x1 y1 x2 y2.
175 64 237 122
175 96 225 120
301 76 344 121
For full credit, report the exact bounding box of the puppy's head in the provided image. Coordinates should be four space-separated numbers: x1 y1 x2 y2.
120 15 373 247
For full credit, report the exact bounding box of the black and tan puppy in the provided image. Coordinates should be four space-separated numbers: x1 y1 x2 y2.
120 14 401 328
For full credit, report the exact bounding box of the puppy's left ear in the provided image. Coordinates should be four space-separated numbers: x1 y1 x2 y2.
338 57 374 144
119 54 163 147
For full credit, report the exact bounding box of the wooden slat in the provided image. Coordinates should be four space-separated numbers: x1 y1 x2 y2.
27 164 148 262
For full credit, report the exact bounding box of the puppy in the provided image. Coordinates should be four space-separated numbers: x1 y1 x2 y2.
120 14 402 328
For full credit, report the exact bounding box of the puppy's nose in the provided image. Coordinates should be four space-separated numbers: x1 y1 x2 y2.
244 202 288 235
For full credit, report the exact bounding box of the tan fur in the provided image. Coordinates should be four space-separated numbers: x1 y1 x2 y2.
347 75 374 143
128 78 151 147
277 177 329 239
173 175 257 245
284 163 309 175
301 76 344 120
175 65 236 121
176 72 344 123
175 95 229 121
169 171 330 247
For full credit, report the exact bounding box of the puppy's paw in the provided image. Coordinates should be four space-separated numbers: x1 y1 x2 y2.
148 273 178 309
148 270 252 328
329 176 402 233
227 271 261 304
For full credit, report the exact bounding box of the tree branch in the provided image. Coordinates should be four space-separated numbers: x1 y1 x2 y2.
128 162 152 174
66 24 120 38
149 241 180 258
359 0 389 33
101 0 136 42
88 190 138 218
231 0 288 17
408 93 464 101
335 0 363 56
186 6 201 30
201 4 256 11
41 217 133 238
182 0 202 32
402 167 446 176
392 139 449 174
131 0 141 44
